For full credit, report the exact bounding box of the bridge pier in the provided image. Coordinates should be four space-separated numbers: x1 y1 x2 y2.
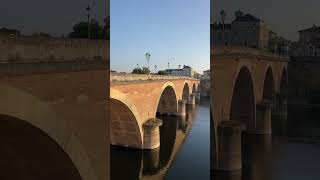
176 100 186 116
142 148 160 175
187 94 196 105
249 102 272 134
195 91 201 103
278 95 288 117
274 94 288 117
143 118 163 149
216 121 242 171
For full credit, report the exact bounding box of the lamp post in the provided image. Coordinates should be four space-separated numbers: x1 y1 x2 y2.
145 52 151 74
86 4 91 39
168 62 170 69
220 10 227 45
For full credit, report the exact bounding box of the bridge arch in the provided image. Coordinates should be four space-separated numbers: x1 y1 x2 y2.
0 85 96 180
110 89 143 149
278 67 288 109
182 83 190 102
156 84 178 115
280 67 288 97
262 66 276 103
0 114 82 179
230 66 256 131
192 83 197 93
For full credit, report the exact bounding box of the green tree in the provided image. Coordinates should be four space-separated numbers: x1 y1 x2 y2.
132 67 150 74
142 67 150 74
132 68 143 74
102 16 110 40
69 19 103 39
157 70 167 75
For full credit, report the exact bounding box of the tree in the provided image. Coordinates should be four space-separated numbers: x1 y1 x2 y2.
69 19 103 39
142 67 150 74
157 70 168 75
102 16 110 40
132 68 143 74
132 67 150 74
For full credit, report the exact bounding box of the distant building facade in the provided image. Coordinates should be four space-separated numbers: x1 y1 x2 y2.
211 10 271 50
211 10 291 54
200 70 210 97
0 28 20 36
288 25 320 104
290 25 320 57
268 31 291 55
165 65 197 78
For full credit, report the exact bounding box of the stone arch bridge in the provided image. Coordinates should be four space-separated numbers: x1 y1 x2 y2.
211 46 289 171
0 36 109 180
110 73 200 150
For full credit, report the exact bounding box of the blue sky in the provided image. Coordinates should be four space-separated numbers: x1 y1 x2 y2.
111 0 210 73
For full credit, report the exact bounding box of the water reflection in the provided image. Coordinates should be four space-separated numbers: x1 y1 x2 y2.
212 104 320 180
111 104 199 180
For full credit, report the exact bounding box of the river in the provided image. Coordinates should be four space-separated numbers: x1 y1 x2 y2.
111 99 210 180
212 104 320 180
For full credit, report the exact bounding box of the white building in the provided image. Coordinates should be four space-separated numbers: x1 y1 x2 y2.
165 65 197 78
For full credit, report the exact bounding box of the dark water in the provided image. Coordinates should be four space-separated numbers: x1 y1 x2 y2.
212 104 320 180
111 100 210 180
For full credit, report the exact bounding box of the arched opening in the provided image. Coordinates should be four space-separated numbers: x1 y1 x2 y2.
156 86 178 115
270 68 289 135
280 68 288 104
0 114 82 180
182 83 190 102
110 99 142 149
192 83 197 93
230 67 255 131
262 67 276 104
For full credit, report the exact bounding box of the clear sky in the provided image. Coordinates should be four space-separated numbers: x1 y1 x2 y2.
111 0 210 74
211 0 320 41
0 0 108 36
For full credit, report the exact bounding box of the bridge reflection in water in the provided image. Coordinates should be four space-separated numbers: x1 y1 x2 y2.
111 104 198 180
212 104 320 180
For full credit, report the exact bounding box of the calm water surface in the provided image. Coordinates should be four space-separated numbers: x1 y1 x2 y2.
212 104 320 180
111 100 210 180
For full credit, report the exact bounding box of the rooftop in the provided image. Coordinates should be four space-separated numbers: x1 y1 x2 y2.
298 25 320 33
233 13 261 22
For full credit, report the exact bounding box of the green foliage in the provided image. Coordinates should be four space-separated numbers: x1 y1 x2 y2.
132 67 150 74
102 16 110 40
69 19 103 39
157 70 167 75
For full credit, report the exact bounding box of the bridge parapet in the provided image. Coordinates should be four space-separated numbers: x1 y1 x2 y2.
0 35 108 62
211 46 289 61
110 72 199 84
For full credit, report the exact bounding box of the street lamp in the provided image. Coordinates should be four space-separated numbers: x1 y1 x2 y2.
145 52 151 74
168 62 170 69
220 10 227 45
86 4 91 39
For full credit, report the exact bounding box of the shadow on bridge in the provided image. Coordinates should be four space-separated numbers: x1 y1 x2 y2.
0 114 81 180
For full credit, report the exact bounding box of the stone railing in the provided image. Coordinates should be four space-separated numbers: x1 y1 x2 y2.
110 72 199 82
0 35 109 62
211 45 289 60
